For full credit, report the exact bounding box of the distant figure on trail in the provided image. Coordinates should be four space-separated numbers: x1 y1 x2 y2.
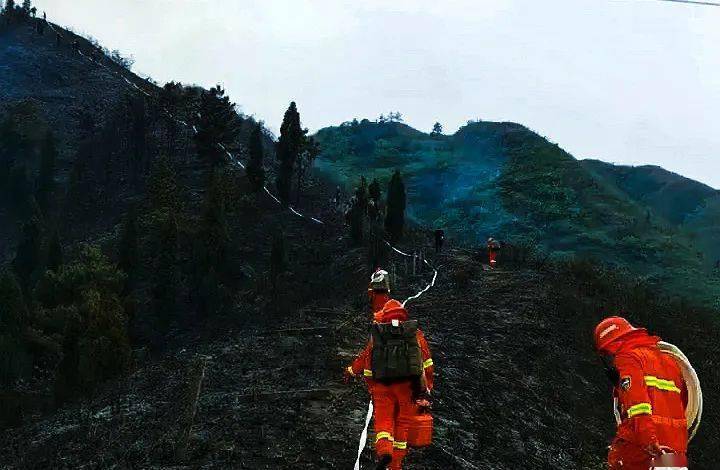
434 229 444 254
487 237 500 268
594 317 698 470
344 300 434 470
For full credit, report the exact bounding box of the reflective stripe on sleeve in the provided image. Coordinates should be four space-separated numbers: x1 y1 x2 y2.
347 366 355 376
363 369 373 377
375 431 393 442
423 358 434 369
627 402 652 418
393 441 407 449
644 376 681 393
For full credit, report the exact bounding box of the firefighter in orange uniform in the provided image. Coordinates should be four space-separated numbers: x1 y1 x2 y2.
594 317 689 470
345 300 434 470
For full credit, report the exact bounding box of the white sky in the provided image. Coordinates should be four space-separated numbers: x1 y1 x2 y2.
32 0 720 188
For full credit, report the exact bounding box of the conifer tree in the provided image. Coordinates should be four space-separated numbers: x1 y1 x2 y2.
47 245 131 402
37 130 57 214
152 214 180 325
276 102 303 205
369 178 381 205
431 122 443 136
194 85 242 167
385 170 406 242
295 134 320 204
245 122 266 193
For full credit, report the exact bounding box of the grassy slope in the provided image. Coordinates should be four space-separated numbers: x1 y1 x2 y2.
314 120 720 306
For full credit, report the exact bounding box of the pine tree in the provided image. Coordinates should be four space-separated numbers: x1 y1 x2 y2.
194 85 242 167
3 0 16 17
295 134 320 203
245 122 266 193
194 169 231 316
152 214 180 325
46 229 63 273
276 102 303 206
46 245 131 403
369 178 381 204
20 0 29 14
431 122 443 136
36 130 57 214
13 216 42 293
385 170 406 242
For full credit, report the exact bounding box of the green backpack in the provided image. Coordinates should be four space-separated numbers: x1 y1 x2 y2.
370 319 423 380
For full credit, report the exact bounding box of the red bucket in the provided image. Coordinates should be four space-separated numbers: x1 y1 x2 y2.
407 413 433 448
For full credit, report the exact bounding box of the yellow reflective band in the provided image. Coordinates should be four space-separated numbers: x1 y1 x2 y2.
346 366 355 376
363 369 373 377
644 376 681 393
627 402 652 418
393 441 407 449
423 358 434 369
375 431 393 442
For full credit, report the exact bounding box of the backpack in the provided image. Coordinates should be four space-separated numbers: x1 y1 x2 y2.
371 319 423 380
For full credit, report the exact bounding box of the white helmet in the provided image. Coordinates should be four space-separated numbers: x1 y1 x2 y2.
370 269 390 292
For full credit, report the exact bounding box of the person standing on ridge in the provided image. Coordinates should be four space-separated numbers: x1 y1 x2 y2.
345 300 434 470
594 317 690 470
487 237 500 268
434 229 445 254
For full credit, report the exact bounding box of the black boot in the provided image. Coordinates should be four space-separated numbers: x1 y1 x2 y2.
375 454 392 470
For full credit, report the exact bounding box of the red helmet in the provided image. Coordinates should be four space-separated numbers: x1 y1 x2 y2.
378 299 409 323
594 316 643 352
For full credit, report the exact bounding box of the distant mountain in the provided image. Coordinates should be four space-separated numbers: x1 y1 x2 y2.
314 119 720 304
581 160 718 225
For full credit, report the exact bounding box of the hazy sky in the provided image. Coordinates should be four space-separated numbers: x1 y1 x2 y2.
33 0 720 188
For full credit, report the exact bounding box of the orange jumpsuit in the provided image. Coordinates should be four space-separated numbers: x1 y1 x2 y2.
349 302 434 470
607 334 688 470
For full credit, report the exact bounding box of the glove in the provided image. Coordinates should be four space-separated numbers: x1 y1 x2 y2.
343 366 356 384
644 442 663 458
415 390 432 411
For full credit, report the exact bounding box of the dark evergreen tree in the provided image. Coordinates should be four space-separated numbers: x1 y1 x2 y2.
295 134 320 203
431 121 443 136
245 122 266 193
3 0 15 17
151 214 180 326
194 85 242 167
369 178 381 205
194 169 230 316
13 216 42 293
147 155 180 214
36 130 57 214
45 246 131 403
276 102 303 205
46 229 63 273
385 170 406 242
